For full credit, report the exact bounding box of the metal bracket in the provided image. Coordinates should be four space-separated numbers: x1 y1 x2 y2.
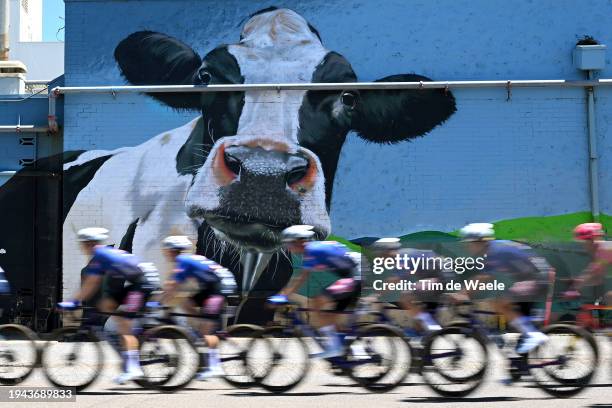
506 80 512 101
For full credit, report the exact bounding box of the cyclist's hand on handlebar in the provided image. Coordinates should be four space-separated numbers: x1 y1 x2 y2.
57 300 81 310
145 301 164 309
267 294 289 305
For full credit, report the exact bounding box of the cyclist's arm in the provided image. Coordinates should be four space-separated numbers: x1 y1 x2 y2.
74 274 103 302
281 268 311 296
162 267 186 303
574 260 607 289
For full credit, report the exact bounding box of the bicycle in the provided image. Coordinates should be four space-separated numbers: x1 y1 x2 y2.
41 306 197 392
0 323 39 385
445 301 599 397
248 298 412 393
367 301 489 397
144 303 266 389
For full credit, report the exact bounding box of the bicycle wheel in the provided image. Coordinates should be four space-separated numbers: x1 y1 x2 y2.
139 325 198 392
0 324 38 385
220 324 264 388
41 326 103 391
250 326 310 393
346 324 412 392
529 324 598 397
421 326 489 398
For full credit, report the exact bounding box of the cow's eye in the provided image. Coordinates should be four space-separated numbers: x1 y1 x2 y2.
197 69 212 85
340 91 357 109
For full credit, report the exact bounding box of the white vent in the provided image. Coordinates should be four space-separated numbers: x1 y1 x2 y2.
21 0 28 13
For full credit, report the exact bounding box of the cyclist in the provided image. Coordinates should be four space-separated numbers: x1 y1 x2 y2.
161 235 237 380
0 266 10 294
269 225 361 358
567 223 611 305
459 223 550 354
370 238 442 333
58 227 160 384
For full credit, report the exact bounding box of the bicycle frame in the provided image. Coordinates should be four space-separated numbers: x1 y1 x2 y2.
274 303 383 369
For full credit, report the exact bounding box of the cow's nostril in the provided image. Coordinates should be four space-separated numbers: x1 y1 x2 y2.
286 155 310 186
224 152 242 176
286 166 308 186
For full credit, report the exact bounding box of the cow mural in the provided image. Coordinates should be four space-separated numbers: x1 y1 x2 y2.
57 7 456 322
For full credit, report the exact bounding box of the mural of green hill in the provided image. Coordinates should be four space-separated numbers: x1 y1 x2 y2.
457 212 610 242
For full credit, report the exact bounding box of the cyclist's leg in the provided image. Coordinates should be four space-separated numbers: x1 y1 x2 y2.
185 291 224 379
102 285 147 382
494 298 547 353
315 279 360 357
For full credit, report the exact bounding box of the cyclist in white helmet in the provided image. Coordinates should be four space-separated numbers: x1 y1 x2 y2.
459 223 550 355
269 225 362 358
58 227 160 384
371 238 443 334
161 235 237 380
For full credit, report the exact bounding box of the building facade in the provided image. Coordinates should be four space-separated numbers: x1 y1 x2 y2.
0 0 610 327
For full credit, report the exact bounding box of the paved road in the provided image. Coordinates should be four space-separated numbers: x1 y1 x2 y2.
2 336 610 408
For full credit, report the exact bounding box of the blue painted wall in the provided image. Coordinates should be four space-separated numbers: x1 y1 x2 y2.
63 0 612 238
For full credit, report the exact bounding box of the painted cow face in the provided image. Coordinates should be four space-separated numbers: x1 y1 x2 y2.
114 8 456 252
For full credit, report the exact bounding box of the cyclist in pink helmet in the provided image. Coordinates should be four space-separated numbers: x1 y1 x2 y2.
567 223 611 305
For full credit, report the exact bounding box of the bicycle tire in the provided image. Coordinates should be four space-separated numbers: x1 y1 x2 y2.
221 324 264 389
0 324 39 385
346 324 412 393
41 326 103 391
139 325 198 392
529 323 598 398
421 325 489 398
251 326 310 393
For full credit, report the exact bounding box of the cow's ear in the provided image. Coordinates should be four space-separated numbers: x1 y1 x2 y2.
350 74 456 144
114 31 202 109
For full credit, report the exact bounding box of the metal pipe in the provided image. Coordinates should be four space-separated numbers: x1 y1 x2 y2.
0 125 49 133
0 0 8 61
586 71 600 221
48 89 58 132
50 79 612 95
47 78 612 133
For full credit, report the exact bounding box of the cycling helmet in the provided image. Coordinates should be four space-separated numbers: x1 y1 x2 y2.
77 227 109 242
459 223 495 241
574 223 604 240
281 225 315 243
162 235 193 250
372 237 401 250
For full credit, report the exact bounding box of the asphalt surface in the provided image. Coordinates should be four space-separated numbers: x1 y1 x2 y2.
1 335 610 408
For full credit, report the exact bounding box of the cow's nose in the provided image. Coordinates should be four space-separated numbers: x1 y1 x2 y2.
222 145 310 187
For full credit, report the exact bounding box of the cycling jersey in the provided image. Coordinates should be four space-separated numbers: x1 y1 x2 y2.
0 267 10 294
590 241 612 281
483 240 552 282
174 254 237 295
302 241 359 279
392 249 444 280
85 246 147 283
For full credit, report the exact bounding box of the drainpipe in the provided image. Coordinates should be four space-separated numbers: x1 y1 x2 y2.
573 41 606 221
586 70 600 221
0 0 8 61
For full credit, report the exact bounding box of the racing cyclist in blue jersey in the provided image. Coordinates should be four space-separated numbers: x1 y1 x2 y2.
459 223 550 354
58 228 161 384
0 266 10 294
161 235 237 380
371 238 443 334
270 225 362 358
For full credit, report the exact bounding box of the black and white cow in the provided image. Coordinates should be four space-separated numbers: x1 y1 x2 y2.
60 7 456 322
